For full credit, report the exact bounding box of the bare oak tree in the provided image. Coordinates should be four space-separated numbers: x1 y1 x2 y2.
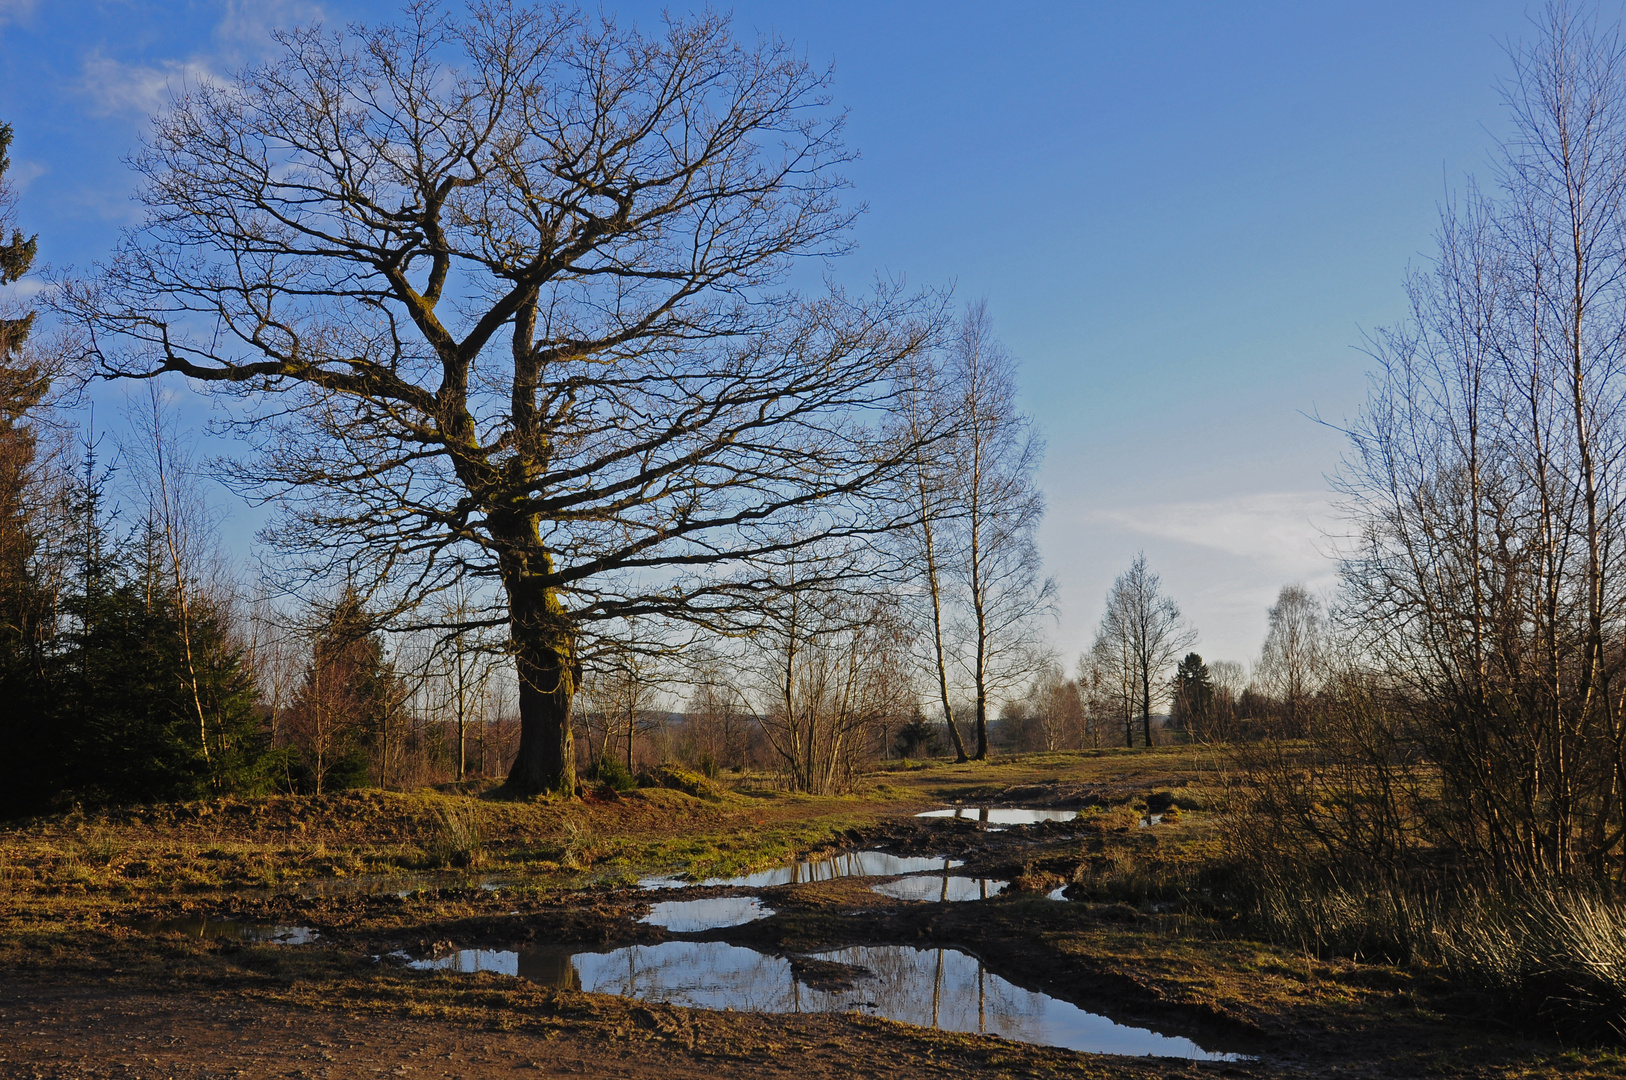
65 4 939 796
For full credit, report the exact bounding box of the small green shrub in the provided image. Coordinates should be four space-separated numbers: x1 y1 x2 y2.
593 756 637 792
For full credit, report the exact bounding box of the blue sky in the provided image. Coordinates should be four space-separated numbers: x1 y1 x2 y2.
0 0 1552 666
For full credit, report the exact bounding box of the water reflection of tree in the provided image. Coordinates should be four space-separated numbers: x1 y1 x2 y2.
517 947 581 991
810 947 1044 1041
490 940 1213 1058
575 943 800 1013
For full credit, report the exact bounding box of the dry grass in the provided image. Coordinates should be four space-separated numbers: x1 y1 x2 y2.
422 801 487 869
5 748 1626 1074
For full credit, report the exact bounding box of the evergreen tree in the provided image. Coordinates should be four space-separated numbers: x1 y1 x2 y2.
0 120 60 816
53 478 267 806
0 451 272 814
0 121 37 355
1170 652 1214 740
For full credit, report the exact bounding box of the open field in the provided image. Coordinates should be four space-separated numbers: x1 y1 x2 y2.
2 748 1622 1079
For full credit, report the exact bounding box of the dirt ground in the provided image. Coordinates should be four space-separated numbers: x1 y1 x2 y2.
2 749 1621 1079
0 977 1248 1080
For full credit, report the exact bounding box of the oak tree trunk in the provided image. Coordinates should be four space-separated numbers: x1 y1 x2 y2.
496 516 577 797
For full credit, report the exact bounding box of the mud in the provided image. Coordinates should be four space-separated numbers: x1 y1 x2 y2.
8 755 1614 1078
110 814 1265 1064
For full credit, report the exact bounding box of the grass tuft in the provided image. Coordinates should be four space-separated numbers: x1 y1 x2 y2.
422 801 486 869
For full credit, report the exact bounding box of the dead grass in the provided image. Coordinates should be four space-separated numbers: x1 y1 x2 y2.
6 747 1619 1075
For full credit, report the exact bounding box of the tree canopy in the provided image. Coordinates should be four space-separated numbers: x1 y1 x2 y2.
65 3 943 796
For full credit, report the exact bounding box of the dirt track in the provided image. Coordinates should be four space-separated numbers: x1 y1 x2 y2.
0 976 1240 1080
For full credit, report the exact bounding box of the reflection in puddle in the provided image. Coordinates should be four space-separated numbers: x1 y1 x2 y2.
406 940 1238 1060
1047 886 1070 901
640 897 775 932
410 947 524 976
871 876 1008 902
137 918 318 945
916 808 1079 825
640 850 966 890
1138 814 1164 828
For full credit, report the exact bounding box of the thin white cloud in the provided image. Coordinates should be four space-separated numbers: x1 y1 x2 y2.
0 278 48 301
79 52 221 119
0 0 36 29
1098 491 1340 580
76 3 324 123
216 0 326 50
4 160 46 193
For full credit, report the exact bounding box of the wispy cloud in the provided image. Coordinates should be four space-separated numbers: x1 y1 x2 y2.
0 0 36 29
216 0 326 50
1099 491 1342 581
77 2 326 122
4 159 47 193
79 52 221 119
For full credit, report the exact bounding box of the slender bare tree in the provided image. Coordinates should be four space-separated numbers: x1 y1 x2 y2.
896 353 971 762
682 644 753 772
940 303 1054 759
1336 2 1626 884
423 578 500 782
577 642 660 775
747 543 910 793
1094 553 1194 748
63 4 943 796
1256 584 1327 736
124 386 217 767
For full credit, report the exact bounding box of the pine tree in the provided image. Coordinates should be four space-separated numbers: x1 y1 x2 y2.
0 119 60 816
1171 653 1214 741
0 121 36 356
53 476 266 806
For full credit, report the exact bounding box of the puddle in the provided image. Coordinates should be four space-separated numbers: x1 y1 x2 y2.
916 808 1078 825
640 851 965 890
405 940 1239 1060
871 876 1008 902
136 918 318 945
1138 814 1164 828
640 897 775 932
409 947 526 976
1047 886 1070 901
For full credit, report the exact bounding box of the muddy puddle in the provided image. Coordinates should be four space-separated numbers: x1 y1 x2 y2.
916 808 1078 825
871 876 1008 902
135 917 319 944
640 850 965 890
405 940 1238 1060
640 897 776 931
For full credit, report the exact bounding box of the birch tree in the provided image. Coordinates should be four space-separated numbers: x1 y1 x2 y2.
1093 553 1193 748
941 304 1053 759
